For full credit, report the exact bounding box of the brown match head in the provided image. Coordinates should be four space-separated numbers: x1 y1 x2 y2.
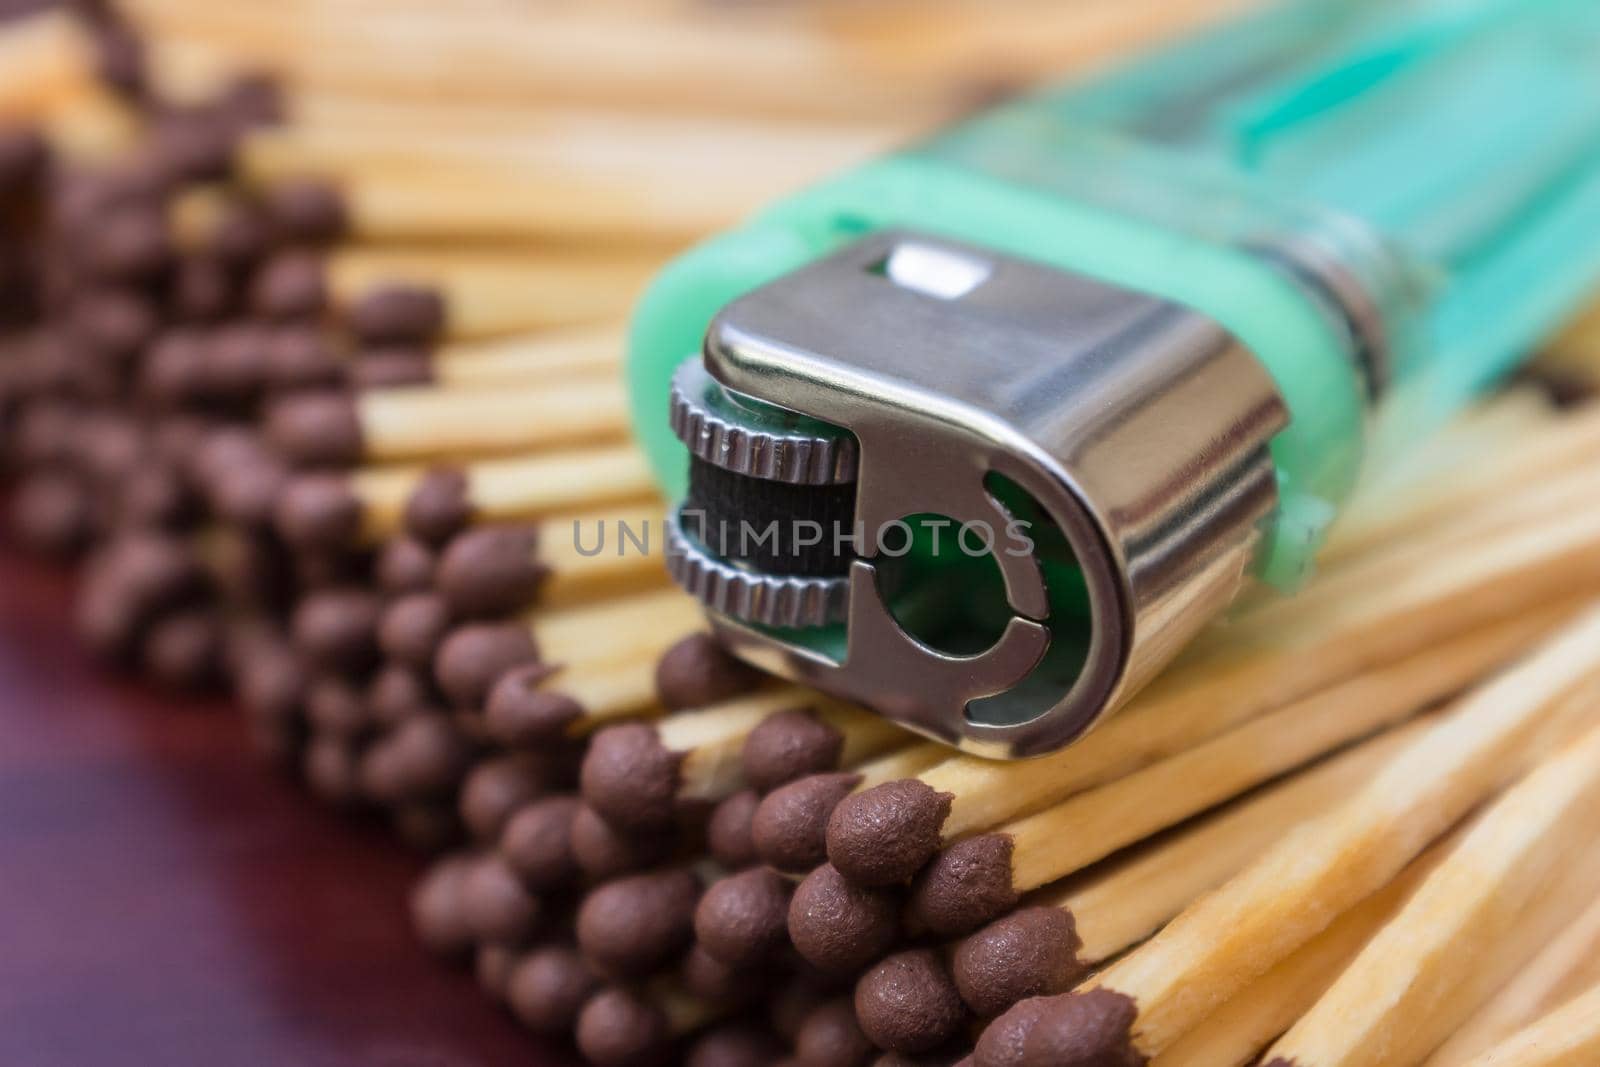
235 639 307 722
265 390 363 467
483 663 578 746
0 126 47 193
403 467 472 545
707 788 760 870
795 997 875 1067
856 949 969 1055
742 706 845 792
788 863 901 976
686 1022 787 1067
433 620 538 709
570 803 674 881
436 524 545 618
375 535 436 595
274 472 362 550
208 452 291 530
506 943 600 1034
365 661 441 727
264 326 343 392
576 867 701 979
694 867 793 970
752 772 862 875
291 586 381 672
580 722 684 833
303 736 362 805
678 943 774 1006
827 779 952 887
656 632 763 710
953 907 1084 1019
874 1049 975 1067
972 988 1141 1067
349 347 434 389
459 754 547 841
79 201 171 283
71 288 159 364
576 986 672 1067
378 592 454 668
172 254 235 322
409 853 476 957
10 472 94 558
909 834 1018 938
459 853 542 943
475 942 518 1002
348 283 445 345
206 195 273 269
142 610 224 691
358 715 473 801
500 795 582 890
201 323 276 401
250 250 327 320
139 329 208 407
263 178 348 245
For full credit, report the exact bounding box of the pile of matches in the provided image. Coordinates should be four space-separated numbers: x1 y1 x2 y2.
10 2 1600 1067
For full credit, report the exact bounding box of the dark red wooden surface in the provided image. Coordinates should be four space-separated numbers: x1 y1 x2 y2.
0 549 581 1067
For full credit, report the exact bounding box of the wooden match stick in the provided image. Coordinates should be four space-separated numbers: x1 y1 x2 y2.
1424 891 1600 1065
824 498 1600 888
1455 982 1600 1067
432 586 704 709
1149 828 1460 1067
974 602 1600 1067
429 323 625 388
750 740 962 875
273 443 656 550
265 378 629 467
580 689 909 832
901 606 1568 942
432 502 668 618
0 11 98 121
1260 720 1600 1067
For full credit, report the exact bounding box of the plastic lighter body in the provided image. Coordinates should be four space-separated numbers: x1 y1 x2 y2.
627 0 1600 757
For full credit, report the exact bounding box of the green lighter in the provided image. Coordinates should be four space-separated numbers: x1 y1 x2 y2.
626 0 1600 757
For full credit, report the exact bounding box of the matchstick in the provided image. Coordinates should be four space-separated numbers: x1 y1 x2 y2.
581 690 909 832
974 602 1600 1067
823 499 1600 888
431 585 705 709
1148 828 1461 1067
750 741 952 875
1456 982 1600 1067
897 607 1566 942
1424 893 1600 1065
432 502 668 617
249 246 659 339
272 443 656 550
946 717 1426 1021
1260 721 1600 1067
428 323 625 388
265 379 630 467
483 631 762 749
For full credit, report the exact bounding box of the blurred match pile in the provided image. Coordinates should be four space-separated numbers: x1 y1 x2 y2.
9 2 1600 1066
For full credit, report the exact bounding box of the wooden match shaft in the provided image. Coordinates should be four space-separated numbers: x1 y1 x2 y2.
267 379 630 467
580 689 909 831
996 606 1566 902
274 444 656 550
430 323 625 388
1149 831 1458 1067
432 503 670 617
979 603 1600 1067
824 500 1600 888
532 587 706 669
895 722 1427 1022
1455 982 1600 1067
1262 721 1600 1067
1424 891 1600 1066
